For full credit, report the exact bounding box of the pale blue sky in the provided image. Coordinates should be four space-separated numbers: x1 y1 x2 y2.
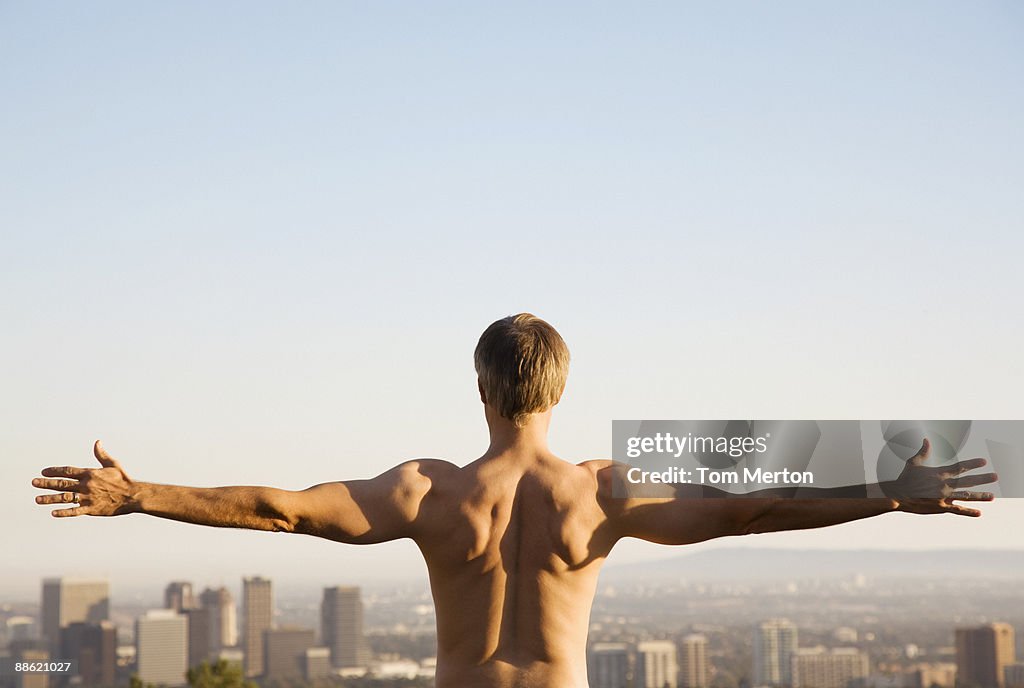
2 1 1022 597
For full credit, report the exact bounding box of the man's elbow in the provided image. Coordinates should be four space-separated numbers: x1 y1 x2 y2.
259 490 301 533
268 517 297 533
737 500 781 536
740 518 767 536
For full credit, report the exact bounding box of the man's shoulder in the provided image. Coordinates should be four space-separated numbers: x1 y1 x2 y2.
574 458 629 483
389 458 460 489
395 457 461 474
576 458 616 472
572 460 637 511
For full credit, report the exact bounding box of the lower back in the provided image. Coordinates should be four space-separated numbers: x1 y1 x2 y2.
434 656 590 688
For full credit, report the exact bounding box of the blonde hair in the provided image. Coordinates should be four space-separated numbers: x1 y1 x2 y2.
474 313 570 427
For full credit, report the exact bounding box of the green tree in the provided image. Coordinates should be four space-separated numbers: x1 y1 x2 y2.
186 660 257 688
129 675 159 688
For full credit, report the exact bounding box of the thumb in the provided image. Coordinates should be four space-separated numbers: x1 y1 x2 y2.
94 440 121 468
909 437 930 466
944 502 981 518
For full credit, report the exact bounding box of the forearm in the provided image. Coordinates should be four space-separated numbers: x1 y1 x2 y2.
740 495 900 535
130 482 298 532
737 480 894 500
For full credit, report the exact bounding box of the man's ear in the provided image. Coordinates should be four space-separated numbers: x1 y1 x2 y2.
477 379 487 404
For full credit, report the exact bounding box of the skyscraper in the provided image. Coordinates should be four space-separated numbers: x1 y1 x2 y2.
680 634 709 688
40 579 110 654
136 610 188 687
185 607 211 669
957 623 1016 688
59 621 116 688
242 577 273 678
635 640 678 688
164 582 195 612
263 628 315 681
199 586 238 651
589 642 631 688
320 586 367 668
753 618 798 688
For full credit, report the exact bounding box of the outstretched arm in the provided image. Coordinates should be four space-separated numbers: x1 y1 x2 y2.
32 441 435 544
601 438 997 546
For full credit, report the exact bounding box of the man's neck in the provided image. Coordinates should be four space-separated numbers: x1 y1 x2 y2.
483 407 552 457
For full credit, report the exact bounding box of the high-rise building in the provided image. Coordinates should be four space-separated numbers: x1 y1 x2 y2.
59 621 116 687
589 642 631 688
957 623 1016 688
136 610 188 687
753 618 798 688
263 628 315 681
791 647 869 688
680 634 709 688
320 587 367 668
164 582 195 612
242 577 273 678
40 579 110 654
185 607 211 669
199 587 237 651
636 640 678 688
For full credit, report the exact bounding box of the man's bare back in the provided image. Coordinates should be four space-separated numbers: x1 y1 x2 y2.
31 315 997 688
413 452 616 688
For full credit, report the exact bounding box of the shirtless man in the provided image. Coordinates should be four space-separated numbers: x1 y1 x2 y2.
32 314 997 688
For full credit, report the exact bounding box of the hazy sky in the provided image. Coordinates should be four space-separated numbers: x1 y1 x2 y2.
2 2 1022 599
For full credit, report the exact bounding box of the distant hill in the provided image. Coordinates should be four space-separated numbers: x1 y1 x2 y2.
600 548 1024 581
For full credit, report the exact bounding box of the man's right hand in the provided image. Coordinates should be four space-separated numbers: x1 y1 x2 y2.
889 438 997 517
32 440 138 518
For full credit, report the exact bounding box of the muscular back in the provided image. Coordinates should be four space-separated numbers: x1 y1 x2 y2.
411 453 618 688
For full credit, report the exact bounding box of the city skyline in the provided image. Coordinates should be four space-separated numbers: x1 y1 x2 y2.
4 572 1022 688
